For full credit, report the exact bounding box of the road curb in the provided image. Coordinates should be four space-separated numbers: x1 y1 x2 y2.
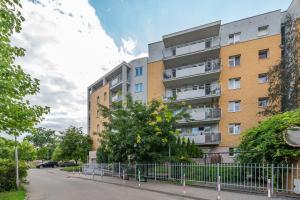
69 175 208 200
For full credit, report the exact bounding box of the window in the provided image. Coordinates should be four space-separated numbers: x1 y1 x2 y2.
135 83 144 93
229 55 241 67
205 40 211 48
258 97 269 107
228 32 241 44
97 124 100 133
192 85 198 90
103 92 107 101
258 73 268 83
258 25 269 37
97 96 100 104
259 49 269 59
135 67 143 76
228 78 241 89
228 123 241 135
228 101 241 112
172 49 176 56
96 110 100 118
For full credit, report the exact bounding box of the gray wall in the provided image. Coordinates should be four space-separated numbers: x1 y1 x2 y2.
220 10 282 46
128 57 148 103
148 41 164 63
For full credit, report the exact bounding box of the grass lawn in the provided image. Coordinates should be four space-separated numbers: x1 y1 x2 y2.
60 165 82 172
0 188 26 200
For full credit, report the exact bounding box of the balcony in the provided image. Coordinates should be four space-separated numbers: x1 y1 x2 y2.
178 108 221 125
164 86 221 105
181 132 221 146
163 60 220 87
111 94 122 102
110 75 122 91
163 37 220 68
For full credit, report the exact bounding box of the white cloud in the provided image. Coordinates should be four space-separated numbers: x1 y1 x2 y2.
121 38 137 54
12 0 147 133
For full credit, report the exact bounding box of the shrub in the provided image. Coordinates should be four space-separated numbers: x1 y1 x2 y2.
0 159 28 192
238 108 300 164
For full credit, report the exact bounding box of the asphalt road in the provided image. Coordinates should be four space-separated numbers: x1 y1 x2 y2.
27 168 193 200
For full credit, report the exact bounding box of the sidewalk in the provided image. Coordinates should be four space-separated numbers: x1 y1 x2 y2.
69 172 296 200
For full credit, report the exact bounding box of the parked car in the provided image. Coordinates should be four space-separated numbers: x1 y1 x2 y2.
59 161 77 167
36 161 59 168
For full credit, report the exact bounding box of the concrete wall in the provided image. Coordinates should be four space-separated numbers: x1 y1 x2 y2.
148 41 164 63
220 10 281 47
128 57 148 103
288 0 300 19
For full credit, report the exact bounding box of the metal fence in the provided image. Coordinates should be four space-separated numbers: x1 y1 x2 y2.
82 163 300 195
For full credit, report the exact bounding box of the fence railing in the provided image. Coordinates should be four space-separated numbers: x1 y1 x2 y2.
82 163 300 195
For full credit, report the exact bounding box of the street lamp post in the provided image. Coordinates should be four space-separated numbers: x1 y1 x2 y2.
15 135 19 189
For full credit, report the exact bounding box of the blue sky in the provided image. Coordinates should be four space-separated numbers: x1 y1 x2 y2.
90 0 292 55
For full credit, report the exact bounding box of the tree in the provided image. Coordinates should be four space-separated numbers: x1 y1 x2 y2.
98 95 190 163
18 140 36 162
0 137 14 160
51 145 63 162
25 127 58 160
60 126 92 164
238 108 300 164
263 14 300 115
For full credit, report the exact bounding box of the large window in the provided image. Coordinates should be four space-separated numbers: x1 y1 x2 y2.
135 83 144 93
228 32 241 44
258 73 268 83
258 25 269 37
258 49 269 59
228 101 241 112
135 67 143 76
228 78 241 89
229 55 241 67
228 123 241 135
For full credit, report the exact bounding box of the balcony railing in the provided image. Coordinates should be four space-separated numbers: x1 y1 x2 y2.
181 132 221 145
163 61 220 80
163 36 220 59
185 108 221 121
164 87 221 102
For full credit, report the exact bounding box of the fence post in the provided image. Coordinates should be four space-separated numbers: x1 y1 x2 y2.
119 162 121 178
217 163 220 177
271 164 274 195
183 173 186 195
217 175 221 200
138 169 141 187
181 163 183 184
123 169 125 185
154 163 157 182
112 163 114 177
92 168 95 180
267 179 271 200
135 164 137 180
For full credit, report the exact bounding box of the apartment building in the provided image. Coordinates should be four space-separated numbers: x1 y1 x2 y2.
88 0 300 163
87 57 147 162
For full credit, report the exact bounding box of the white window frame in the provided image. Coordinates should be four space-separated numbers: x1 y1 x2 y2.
229 55 241 67
228 32 241 44
258 97 269 107
258 25 269 37
228 78 241 89
228 123 241 135
258 73 268 83
228 101 241 112
258 49 269 59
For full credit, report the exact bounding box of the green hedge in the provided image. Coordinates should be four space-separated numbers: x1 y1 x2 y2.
0 159 28 192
